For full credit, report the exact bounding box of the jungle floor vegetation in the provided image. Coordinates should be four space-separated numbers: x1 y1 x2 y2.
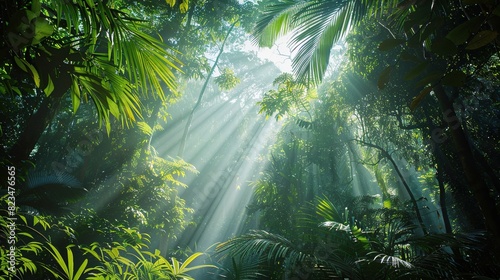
2 0 500 279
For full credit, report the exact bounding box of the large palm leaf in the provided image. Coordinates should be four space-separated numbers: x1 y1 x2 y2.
254 0 398 85
19 0 181 131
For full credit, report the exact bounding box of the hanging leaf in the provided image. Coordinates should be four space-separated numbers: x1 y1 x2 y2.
431 37 457 56
14 56 28 72
165 0 175 7
32 17 54 45
378 65 392 90
378 38 405 51
43 74 54 96
404 61 429 80
410 86 433 111
445 17 482 45
466 30 498 50
31 0 41 16
416 71 442 88
420 17 445 42
180 0 189 13
14 56 41 87
442 70 467 87
71 78 81 113
136 121 153 136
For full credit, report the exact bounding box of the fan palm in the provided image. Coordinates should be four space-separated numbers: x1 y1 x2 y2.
254 0 399 85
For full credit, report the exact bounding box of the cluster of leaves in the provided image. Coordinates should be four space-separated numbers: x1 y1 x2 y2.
1 0 181 132
257 73 316 121
374 1 500 110
214 68 240 91
0 198 215 279
217 196 498 279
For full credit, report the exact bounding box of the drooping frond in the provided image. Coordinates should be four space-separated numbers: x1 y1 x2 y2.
371 252 414 268
254 0 308 47
44 0 181 131
216 230 309 268
254 0 400 85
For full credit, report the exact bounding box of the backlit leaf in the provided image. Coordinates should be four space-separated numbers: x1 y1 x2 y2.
445 17 482 45
165 0 175 7
71 78 81 113
14 56 40 87
466 30 498 50
410 86 433 111
43 74 54 96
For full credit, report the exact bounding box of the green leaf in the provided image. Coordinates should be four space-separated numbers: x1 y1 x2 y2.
71 78 81 113
404 61 429 80
67 246 75 279
32 17 54 44
466 30 498 50
410 86 433 111
416 71 442 88
378 38 405 51
73 259 88 280
442 70 467 87
106 97 120 119
46 243 70 277
14 56 28 72
165 0 176 7
378 65 392 90
44 74 54 96
180 0 189 13
445 17 483 45
420 17 445 42
14 56 41 87
431 37 457 56
136 121 153 136
31 0 41 16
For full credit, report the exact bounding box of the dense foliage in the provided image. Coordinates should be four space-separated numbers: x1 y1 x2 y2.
1 0 499 279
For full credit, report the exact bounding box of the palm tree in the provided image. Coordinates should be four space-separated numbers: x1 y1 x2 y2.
3 0 181 165
254 0 399 85
216 196 497 279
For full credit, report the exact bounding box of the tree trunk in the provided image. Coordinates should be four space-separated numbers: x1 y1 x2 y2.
177 21 237 157
436 164 452 234
356 140 427 235
434 84 500 257
9 72 72 171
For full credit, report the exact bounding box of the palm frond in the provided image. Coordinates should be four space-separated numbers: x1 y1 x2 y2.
255 0 400 85
46 0 181 131
216 256 268 279
371 252 414 268
315 195 342 222
254 0 307 47
216 230 309 269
